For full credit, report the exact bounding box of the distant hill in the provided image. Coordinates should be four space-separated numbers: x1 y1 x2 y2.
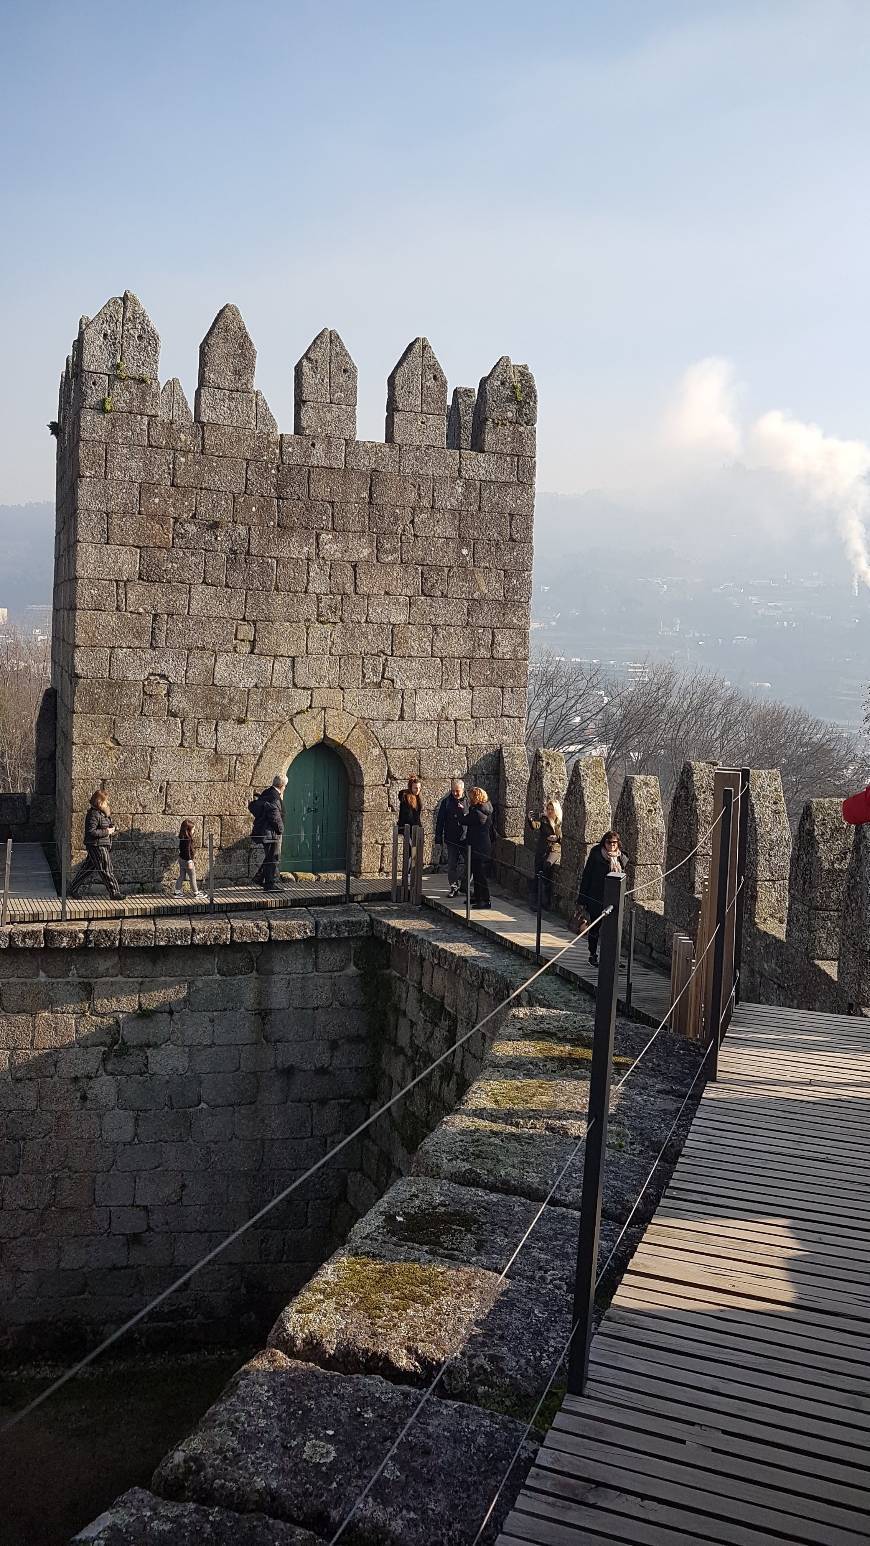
0 502 54 618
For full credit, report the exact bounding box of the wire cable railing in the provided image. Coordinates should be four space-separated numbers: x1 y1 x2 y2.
324 1109 594 1545
1 907 610 1434
320 817 745 1545
319 797 747 1546
467 1032 718 1546
3 777 746 1474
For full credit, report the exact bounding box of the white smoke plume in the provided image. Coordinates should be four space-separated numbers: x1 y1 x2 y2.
665 358 870 589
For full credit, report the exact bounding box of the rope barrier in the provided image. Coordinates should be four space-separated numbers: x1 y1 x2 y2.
468 1033 717 1546
4 782 746 1436
324 796 747 1544
1 906 610 1434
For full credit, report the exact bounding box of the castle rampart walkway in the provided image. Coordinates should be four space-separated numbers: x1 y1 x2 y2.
497 999 870 1545
422 874 673 1027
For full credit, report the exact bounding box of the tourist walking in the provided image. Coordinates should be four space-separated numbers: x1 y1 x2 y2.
248 773 287 891
67 790 122 900
576 830 627 967
527 798 562 910
175 820 200 899
435 777 469 896
466 786 493 909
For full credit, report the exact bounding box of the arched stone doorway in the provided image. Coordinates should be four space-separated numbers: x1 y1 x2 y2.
251 710 392 875
281 743 348 873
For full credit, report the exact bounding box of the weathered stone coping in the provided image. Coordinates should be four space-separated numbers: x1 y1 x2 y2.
72 910 704 1546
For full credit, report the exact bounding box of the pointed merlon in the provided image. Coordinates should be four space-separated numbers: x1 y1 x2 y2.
471 355 537 453
255 390 278 433
120 291 160 379
80 297 124 374
295 328 329 404
385 337 447 447
160 378 193 424
198 304 257 391
447 386 476 450
294 328 357 436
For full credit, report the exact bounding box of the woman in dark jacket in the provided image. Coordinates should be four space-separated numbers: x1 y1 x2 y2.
67 789 122 899
466 786 493 909
527 797 562 910
397 776 423 832
577 829 627 967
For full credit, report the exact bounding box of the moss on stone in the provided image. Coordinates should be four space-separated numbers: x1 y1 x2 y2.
476 1078 575 1112
290 1254 455 1326
383 1204 480 1253
473 1381 566 1434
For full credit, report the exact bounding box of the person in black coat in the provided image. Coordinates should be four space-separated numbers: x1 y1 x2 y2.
577 830 627 966
435 777 469 896
67 790 122 899
466 786 493 909
249 773 287 890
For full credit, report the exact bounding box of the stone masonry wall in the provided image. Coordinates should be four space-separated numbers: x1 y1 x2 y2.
0 905 502 1358
52 293 536 887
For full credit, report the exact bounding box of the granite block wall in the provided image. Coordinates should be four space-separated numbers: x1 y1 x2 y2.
0 905 504 1356
52 294 536 886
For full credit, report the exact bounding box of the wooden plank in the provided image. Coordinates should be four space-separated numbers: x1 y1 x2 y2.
557 1397 870 1499
589 1340 870 1426
613 1283 870 1362
498 999 869 1546
580 1375 870 1470
585 1357 870 1460
546 1413 870 1524
530 1445 866 1546
597 1317 870 1401
643 1220 870 1279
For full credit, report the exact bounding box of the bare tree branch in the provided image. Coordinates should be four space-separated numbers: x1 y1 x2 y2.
0 628 51 794
531 654 866 825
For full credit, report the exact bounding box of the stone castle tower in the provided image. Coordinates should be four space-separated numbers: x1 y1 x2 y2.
51 292 536 884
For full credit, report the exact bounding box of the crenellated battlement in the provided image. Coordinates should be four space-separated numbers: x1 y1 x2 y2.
51 293 536 889
56 292 536 462
495 749 870 1015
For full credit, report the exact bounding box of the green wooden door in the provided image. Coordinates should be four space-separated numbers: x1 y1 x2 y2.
281 744 348 873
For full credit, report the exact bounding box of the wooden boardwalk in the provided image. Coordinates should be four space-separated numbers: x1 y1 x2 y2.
422 874 672 1027
498 1000 870 1545
2 856 391 925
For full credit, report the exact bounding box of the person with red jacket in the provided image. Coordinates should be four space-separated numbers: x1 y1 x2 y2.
843 785 870 825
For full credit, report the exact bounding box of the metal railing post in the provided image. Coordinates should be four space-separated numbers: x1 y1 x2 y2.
1 838 11 929
207 833 215 914
733 766 750 1004
567 870 625 1396
401 826 411 904
344 811 353 902
60 844 69 922
709 788 733 1081
625 901 636 1013
414 826 424 906
391 824 400 902
465 845 471 923
535 872 543 965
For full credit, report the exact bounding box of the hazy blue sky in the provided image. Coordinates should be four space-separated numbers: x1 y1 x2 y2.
4 0 870 527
